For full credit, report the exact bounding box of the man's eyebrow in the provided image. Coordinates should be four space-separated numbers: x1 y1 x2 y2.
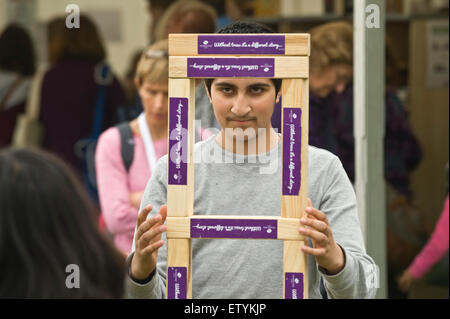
214 81 237 88
214 82 271 88
248 83 271 87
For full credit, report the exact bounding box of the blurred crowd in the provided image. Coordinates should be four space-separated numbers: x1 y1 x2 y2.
0 0 447 298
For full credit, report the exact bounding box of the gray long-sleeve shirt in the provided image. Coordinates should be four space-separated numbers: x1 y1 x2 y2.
126 135 378 299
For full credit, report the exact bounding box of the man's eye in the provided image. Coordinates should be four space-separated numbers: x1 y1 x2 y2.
250 87 264 94
221 87 233 94
147 89 157 95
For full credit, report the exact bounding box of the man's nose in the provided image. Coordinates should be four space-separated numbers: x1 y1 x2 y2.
230 94 251 117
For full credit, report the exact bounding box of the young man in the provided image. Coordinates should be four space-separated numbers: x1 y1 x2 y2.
125 22 377 299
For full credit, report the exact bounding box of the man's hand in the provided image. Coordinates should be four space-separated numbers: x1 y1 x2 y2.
130 204 167 281
299 199 345 275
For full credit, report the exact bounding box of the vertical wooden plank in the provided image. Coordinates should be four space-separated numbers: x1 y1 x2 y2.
167 239 192 299
283 241 308 299
280 78 309 299
167 78 196 217
166 78 195 299
281 78 308 219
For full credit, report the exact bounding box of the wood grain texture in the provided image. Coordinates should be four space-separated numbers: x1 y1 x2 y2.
169 33 310 56
283 240 308 299
169 56 309 79
167 78 196 217
281 79 309 219
167 239 192 298
166 216 305 241
166 78 196 298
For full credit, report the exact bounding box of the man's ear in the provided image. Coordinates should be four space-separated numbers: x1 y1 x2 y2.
276 91 281 103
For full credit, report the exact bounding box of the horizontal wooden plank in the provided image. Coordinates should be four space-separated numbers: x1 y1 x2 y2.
169 56 308 79
166 216 304 241
169 33 310 56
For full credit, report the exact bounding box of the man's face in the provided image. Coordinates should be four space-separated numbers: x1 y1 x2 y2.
207 78 278 139
310 64 353 98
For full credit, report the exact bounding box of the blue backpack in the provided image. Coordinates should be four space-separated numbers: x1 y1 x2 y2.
75 64 135 202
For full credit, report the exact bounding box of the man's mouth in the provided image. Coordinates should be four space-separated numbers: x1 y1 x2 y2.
229 119 255 126
228 118 256 122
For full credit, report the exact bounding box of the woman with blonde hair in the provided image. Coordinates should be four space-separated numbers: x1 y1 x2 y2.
95 40 171 254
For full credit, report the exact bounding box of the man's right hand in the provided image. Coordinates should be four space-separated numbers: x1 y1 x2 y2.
130 204 167 281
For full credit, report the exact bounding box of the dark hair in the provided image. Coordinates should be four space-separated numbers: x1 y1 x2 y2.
0 148 125 298
204 21 282 96
0 24 36 76
156 0 217 41
47 15 106 65
199 0 226 16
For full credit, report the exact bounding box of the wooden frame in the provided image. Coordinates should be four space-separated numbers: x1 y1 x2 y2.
166 33 310 299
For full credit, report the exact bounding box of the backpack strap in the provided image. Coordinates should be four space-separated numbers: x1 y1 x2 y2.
116 122 134 172
91 63 111 139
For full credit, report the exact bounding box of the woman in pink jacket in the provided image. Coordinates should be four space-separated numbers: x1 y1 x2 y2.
95 40 212 254
95 40 171 254
398 195 449 292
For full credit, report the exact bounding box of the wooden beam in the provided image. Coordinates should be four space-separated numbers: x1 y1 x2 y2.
169 56 309 79
283 241 308 299
167 239 192 299
280 79 309 218
169 33 310 56
166 216 305 241
166 78 196 299
167 78 196 217
280 78 309 299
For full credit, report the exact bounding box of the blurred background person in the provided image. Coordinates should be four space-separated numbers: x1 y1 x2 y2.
269 20 424 298
154 0 219 131
0 147 125 298
154 0 217 42
311 22 422 200
39 14 127 178
398 195 449 294
272 21 422 200
0 24 36 148
95 40 170 255
145 0 176 44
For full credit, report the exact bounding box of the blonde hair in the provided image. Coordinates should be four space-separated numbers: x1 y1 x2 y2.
154 0 217 41
135 39 168 86
309 21 353 73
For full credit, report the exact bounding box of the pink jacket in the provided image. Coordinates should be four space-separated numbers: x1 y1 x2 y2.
95 127 168 253
95 126 213 254
409 196 449 279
